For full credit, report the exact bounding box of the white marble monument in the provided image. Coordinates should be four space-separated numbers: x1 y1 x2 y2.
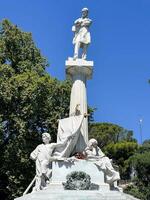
15 8 140 200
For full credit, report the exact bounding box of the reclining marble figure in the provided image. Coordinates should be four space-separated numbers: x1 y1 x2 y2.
84 138 120 184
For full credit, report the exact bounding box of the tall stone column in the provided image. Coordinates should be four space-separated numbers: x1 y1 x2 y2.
66 58 93 152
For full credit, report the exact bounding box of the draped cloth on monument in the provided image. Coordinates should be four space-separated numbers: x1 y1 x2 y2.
53 115 84 158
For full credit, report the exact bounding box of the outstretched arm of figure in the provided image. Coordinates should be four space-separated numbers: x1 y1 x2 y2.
30 146 39 160
50 136 70 149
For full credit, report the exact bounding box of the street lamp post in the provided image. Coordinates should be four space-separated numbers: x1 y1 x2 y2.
139 118 143 145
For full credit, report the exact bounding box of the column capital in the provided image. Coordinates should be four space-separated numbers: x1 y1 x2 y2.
65 58 94 80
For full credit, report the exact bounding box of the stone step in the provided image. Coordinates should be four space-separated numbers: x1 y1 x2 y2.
15 190 140 200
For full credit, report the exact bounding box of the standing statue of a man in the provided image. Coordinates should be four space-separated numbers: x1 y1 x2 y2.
72 8 92 60
30 132 70 191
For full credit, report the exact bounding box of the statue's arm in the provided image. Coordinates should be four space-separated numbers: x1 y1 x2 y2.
86 154 98 159
30 146 39 160
84 147 99 160
82 19 92 27
97 147 105 157
74 18 81 25
50 139 68 149
51 132 74 150
72 18 81 32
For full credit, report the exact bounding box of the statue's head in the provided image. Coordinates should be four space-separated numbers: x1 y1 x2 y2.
42 132 51 144
82 7 89 18
88 138 98 148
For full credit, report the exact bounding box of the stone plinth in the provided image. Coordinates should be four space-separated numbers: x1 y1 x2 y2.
15 188 140 200
15 160 140 200
66 59 93 152
51 160 109 191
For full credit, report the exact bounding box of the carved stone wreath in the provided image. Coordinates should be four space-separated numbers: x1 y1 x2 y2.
63 171 91 190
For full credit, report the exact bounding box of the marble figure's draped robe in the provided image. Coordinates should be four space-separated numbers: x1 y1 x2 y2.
85 146 120 184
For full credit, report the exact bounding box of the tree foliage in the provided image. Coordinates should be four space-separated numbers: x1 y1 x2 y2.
105 141 138 179
125 142 150 200
0 19 71 199
89 122 136 148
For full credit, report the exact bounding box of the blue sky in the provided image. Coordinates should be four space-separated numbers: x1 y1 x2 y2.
0 0 150 143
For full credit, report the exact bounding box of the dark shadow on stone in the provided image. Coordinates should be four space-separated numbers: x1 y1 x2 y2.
57 160 75 168
89 183 99 190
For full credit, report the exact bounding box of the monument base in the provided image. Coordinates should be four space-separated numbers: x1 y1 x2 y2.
50 160 109 191
15 189 140 200
15 160 140 200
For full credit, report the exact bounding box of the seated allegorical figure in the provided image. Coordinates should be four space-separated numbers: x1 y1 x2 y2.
84 138 120 184
30 132 70 191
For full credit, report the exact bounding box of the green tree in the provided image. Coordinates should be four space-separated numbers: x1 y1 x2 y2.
125 141 150 200
105 141 138 179
138 139 150 153
125 154 150 200
0 19 71 199
89 122 136 148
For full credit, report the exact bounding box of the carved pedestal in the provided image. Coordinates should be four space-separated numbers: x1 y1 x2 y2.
50 160 109 191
